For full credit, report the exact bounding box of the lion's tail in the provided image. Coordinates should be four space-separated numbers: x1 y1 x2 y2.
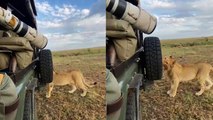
81 74 97 88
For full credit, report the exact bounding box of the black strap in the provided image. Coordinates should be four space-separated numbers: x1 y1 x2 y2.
107 94 123 115
9 60 37 83
111 48 143 78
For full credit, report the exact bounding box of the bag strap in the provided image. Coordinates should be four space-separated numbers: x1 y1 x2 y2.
107 94 123 115
5 96 19 115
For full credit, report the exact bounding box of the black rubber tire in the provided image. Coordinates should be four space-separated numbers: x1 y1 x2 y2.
39 49 53 84
23 91 36 120
144 37 162 81
126 92 140 120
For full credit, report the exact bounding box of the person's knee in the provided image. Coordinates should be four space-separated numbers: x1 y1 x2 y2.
106 69 122 120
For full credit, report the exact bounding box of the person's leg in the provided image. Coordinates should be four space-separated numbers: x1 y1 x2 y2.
0 73 18 120
0 53 10 70
106 69 122 120
15 51 33 69
113 37 137 62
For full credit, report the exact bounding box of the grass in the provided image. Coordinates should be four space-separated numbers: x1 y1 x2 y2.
141 36 213 120
35 47 105 120
34 36 213 120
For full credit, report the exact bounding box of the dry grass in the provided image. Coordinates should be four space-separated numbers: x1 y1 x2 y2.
34 36 213 120
35 47 105 120
141 37 213 120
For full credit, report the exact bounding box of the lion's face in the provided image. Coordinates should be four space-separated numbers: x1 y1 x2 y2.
163 56 176 71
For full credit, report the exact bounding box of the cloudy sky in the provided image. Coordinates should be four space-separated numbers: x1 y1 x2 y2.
35 0 105 51
35 0 213 50
141 0 213 40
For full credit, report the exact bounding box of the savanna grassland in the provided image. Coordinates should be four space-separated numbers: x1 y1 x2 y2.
36 47 105 120
141 36 213 120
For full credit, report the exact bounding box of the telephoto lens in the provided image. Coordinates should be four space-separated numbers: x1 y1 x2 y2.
0 7 48 49
106 0 157 34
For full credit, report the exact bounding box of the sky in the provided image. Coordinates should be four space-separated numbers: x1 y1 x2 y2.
35 0 213 50
141 0 213 40
35 0 105 51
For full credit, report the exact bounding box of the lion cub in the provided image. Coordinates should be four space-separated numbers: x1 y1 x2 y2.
163 56 213 97
46 70 96 98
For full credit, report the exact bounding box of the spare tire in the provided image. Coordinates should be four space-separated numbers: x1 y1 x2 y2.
143 37 162 81
38 49 53 84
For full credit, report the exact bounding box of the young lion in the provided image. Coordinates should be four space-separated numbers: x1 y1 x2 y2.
163 56 213 97
46 70 96 98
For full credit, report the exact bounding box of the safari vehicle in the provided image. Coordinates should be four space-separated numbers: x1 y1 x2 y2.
106 0 163 119
0 0 53 120
107 35 162 120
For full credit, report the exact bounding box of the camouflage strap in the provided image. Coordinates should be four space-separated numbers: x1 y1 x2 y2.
107 94 123 115
5 96 19 115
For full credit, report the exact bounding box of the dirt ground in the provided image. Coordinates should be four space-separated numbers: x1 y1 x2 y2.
35 48 106 120
141 38 213 120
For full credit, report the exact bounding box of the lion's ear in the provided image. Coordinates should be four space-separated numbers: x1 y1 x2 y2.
172 59 176 65
163 57 166 62
163 60 168 64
